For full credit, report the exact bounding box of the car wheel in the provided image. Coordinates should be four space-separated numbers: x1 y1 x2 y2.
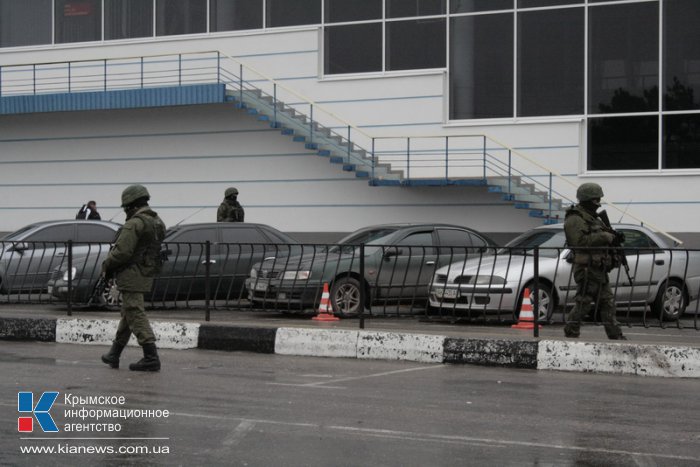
653 279 686 321
330 277 362 318
518 282 557 322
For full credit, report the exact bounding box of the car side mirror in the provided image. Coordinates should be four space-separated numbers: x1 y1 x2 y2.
383 248 403 259
9 242 28 254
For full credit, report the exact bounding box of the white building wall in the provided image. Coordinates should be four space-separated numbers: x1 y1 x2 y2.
0 26 699 239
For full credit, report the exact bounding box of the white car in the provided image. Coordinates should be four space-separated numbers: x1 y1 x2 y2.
429 224 700 322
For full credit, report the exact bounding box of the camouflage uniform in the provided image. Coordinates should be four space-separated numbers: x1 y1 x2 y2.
564 183 625 339
101 185 166 371
217 187 245 222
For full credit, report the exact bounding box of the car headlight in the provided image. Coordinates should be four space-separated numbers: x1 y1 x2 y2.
468 275 506 285
62 267 77 282
249 268 258 279
282 270 311 280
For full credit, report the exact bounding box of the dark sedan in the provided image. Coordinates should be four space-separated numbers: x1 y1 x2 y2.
245 223 496 316
49 222 298 306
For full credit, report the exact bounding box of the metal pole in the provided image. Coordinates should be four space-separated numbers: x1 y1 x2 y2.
273 83 277 127
67 241 73 317
482 136 487 180
347 126 351 164
371 138 376 180
141 57 144 89
178 54 182 86
359 244 365 329
407 137 411 180
533 247 539 338
508 150 512 194
309 104 314 144
205 241 211 322
216 51 220 83
67 62 71 93
33 64 36 95
104 59 107 92
0 65 2 97
239 64 243 103
445 136 449 182
548 172 553 220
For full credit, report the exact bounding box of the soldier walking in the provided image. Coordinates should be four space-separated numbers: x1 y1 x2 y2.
100 185 166 371
217 187 245 222
564 183 626 340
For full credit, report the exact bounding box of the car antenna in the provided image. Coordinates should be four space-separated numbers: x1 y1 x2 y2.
175 207 207 226
617 200 633 223
108 210 123 222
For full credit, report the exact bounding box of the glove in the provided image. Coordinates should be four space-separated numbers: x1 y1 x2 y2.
602 232 616 245
615 231 626 244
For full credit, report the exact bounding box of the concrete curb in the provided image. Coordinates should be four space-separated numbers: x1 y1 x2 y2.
1 316 699 378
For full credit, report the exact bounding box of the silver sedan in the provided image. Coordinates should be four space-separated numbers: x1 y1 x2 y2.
429 224 700 322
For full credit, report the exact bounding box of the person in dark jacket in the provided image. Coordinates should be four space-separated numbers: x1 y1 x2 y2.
76 201 101 220
217 187 245 222
100 185 166 371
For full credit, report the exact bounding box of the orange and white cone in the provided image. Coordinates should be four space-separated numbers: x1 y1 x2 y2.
512 288 542 329
312 282 340 321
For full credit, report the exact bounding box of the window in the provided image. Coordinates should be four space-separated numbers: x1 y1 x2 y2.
55 0 102 44
156 0 206 36
266 0 320 28
324 0 380 23
664 114 700 169
396 232 436 255
220 227 265 244
76 225 118 242
169 228 217 255
664 0 700 111
387 0 445 18
450 13 513 119
450 0 511 13
105 0 153 40
210 0 262 32
325 23 382 74
386 18 445 71
0 0 51 47
517 7 584 117
588 116 658 170
588 2 658 114
28 225 75 242
518 0 582 7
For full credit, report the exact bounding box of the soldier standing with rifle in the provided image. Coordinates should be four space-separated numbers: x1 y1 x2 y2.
217 187 245 222
563 183 627 340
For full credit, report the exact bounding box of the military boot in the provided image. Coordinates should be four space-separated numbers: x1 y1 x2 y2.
129 343 161 372
101 342 125 369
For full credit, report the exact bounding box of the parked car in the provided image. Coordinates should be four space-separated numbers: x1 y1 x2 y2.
0 220 121 294
428 224 700 321
48 222 299 305
245 223 497 316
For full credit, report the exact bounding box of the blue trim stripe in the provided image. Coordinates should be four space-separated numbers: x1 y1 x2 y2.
0 128 276 144
0 152 318 166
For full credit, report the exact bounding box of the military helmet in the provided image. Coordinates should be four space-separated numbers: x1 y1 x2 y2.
121 184 150 207
576 183 604 202
225 187 239 197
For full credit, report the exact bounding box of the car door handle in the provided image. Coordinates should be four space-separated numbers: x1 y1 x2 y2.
201 260 217 265
425 261 436 265
655 259 664 265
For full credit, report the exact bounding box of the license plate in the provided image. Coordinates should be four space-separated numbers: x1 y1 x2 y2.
435 288 458 299
253 280 269 292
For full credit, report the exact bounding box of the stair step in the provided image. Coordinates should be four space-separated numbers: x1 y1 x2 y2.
355 171 370 178
269 121 282 129
342 164 356 172
543 218 562 225
305 142 319 150
292 135 306 142
318 149 331 157
257 115 269 121
514 203 531 209
281 128 294 135
329 156 344 164
235 102 247 109
247 108 259 115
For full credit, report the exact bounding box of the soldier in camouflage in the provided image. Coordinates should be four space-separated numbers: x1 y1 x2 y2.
217 187 245 222
100 185 166 371
563 182 626 340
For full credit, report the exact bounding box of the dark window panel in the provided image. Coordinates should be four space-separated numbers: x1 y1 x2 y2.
156 0 206 36
664 0 700 111
387 18 445 71
387 0 445 18
664 114 700 169
210 0 262 31
451 0 511 13
55 0 102 44
105 0 153 40
518 0 581 7
324 23 381 74
324 0 381 23
266 0 320 28
450 14 513 119
517 7 584 116
588 2 659 114
588 116 658 170
0 0 52 47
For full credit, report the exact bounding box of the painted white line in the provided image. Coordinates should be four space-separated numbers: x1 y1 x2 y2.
266 383 347 389
301 364 442 387
222 420 255 448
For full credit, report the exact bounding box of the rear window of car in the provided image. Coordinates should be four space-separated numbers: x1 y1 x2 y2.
26 225 75 242
76 224 117 243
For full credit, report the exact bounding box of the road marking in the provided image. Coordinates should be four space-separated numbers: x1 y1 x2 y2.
168 411 700 462
222 420 255 448
267 383 347 389
265 365 441 389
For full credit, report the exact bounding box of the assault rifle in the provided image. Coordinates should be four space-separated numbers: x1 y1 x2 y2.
598 210 634 285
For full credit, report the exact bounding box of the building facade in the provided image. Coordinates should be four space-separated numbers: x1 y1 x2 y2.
0 0 698 244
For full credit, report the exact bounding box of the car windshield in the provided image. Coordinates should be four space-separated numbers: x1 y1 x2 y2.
328 227 400 254
3 225 36 240
501 230 566 258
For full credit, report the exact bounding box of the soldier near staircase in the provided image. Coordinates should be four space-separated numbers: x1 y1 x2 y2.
100 185 166 371
563 182 626 340
217 187 245 222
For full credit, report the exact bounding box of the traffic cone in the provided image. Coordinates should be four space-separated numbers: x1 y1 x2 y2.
512 288 542 329
312 283 340 321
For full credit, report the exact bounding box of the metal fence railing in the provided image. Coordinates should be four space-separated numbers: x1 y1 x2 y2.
2 240 699 334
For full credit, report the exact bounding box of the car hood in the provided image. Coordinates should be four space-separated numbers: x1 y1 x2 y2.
435 254 562 282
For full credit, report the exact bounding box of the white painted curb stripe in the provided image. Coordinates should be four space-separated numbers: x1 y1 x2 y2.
275 327 359 358
56 318 200 350
537 340 700 378
358 331 445 364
